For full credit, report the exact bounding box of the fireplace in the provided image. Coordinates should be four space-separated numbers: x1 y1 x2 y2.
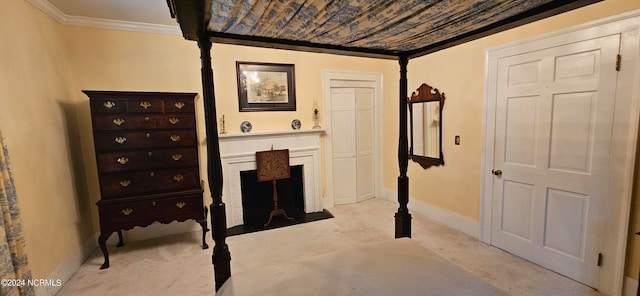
240 165 305 226
218 129 324 227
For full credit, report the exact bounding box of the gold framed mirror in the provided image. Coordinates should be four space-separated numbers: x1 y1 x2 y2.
409 83 445 169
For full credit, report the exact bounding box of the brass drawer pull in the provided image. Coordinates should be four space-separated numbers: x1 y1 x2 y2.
176 202 186 209
144 116 150 122
146 133 151 138
113 118 125 126
173 174 184 182
170 135 181 142
149 172 155 177
174 102 185 109
120 180 131 187
122 208 133 216
172 154 183 161
103 101 116 109
115 137 127 144
169 117 180 125
147 151 153 157
152 201 157 207
117 157 129 165
139 101 152 109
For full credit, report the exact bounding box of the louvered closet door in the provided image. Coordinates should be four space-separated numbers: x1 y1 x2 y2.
491 34 620 288
331 88 374 205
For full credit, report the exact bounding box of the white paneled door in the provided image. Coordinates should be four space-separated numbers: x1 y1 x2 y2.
331 88 375 205
491 34 620 288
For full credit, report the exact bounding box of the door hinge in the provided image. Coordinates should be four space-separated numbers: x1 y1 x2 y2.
616 54 621 71
597 253 603 267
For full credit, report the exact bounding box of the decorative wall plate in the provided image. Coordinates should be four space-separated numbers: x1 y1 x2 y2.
291 119 301 130
240 121 252 133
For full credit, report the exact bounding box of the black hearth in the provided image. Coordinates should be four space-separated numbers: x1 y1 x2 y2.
228 165 333 236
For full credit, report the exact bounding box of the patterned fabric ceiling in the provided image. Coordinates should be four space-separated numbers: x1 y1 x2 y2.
207 0 559 53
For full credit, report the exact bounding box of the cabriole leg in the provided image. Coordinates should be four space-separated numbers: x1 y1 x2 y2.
116 230 124 247
98 232 112 269
199 207 209 249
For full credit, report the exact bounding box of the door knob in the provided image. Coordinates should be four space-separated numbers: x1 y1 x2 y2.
492 169 502 177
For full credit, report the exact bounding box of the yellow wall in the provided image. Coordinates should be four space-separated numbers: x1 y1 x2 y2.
6 0 640 284
64 29 206 231
384 0 640 279
0 0 94 279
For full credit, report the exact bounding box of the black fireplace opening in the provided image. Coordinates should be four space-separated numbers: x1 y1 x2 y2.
240 165 305 227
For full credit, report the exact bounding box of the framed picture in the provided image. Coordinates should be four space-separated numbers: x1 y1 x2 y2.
236 62 296 112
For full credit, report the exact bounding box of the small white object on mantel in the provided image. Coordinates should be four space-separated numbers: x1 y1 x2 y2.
218 129 325 227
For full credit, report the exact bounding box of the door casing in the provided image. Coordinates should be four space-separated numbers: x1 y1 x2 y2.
322 70 383 208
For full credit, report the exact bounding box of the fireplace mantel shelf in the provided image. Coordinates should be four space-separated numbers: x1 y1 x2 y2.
219 129 325 140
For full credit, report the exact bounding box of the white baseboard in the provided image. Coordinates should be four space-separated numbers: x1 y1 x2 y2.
382 188 480 239
35 233 98 296
624 276 638 296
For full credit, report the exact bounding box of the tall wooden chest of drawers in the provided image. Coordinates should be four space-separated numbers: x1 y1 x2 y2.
84 90 208 269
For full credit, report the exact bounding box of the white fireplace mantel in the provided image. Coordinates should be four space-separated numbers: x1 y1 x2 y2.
219 129 324 227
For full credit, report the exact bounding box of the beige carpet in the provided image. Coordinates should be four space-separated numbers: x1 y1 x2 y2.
57 198 599 295
217 238 508 295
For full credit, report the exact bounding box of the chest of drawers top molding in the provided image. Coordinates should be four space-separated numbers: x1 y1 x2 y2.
85 90 198 114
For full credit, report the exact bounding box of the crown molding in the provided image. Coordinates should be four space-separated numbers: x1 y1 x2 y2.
64 16 181 35
26 0 66 23
26 0 181 36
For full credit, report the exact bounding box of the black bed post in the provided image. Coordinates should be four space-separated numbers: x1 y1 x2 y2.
395 56 412 238
197 37 231 291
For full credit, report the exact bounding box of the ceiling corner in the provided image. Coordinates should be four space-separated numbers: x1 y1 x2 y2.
26 0 67 24
25 0 181 36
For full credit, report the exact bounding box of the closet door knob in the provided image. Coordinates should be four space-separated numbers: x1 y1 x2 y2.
492 169 502 177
